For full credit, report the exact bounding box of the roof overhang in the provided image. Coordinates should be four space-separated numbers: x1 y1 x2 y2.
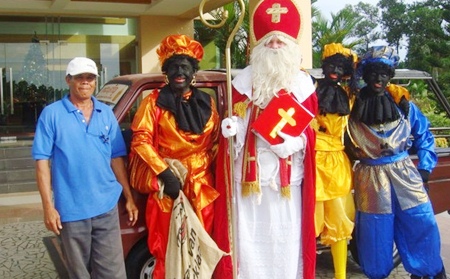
0 0 233 18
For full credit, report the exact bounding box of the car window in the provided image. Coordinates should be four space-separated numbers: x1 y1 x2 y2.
118 89 152 131
96 83 129 108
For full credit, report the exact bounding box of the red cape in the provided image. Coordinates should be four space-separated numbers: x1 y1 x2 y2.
212 88 318 279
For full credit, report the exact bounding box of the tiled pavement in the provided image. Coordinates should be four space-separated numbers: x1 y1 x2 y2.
316 251 411 279
0 193 60 279
0 191 449 279
0 221 58 279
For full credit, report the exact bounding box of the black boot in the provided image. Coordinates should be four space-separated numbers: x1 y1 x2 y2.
412 267 448 279
434 267 447 279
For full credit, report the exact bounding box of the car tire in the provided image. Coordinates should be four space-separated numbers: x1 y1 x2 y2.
348 232 401 268
125 238 156 279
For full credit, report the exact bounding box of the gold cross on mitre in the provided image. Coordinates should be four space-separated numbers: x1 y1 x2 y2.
269 107 297 139
266 3 288 23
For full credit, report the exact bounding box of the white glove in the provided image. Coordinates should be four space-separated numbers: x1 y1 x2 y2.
270 131 305 158
221 116 238 138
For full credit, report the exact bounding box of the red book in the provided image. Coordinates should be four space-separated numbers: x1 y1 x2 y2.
251 91 314 145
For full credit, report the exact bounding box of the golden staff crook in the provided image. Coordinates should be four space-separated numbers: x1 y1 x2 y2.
199 1 246 279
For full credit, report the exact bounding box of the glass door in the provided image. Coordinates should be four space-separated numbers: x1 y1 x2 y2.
0 42 51 132
0 16 137 137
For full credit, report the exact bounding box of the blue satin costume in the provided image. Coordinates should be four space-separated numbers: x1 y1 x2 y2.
348 96 444 279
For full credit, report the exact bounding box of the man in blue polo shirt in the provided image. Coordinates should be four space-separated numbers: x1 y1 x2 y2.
32 57 138 279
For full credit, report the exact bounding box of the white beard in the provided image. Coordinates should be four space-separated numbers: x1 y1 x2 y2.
250 37 303 108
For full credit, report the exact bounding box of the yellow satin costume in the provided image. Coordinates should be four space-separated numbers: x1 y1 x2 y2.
313 86 355 245
128 88 219 279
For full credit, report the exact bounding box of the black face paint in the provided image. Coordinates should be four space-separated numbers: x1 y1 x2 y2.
166 57 195 95
366 71 390 95
323 62 345 83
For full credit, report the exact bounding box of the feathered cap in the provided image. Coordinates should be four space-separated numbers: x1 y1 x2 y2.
359 45 400 69
251 0 302 45
322 43 357 63
156 34 204 66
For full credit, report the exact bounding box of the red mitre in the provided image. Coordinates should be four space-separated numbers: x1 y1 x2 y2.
251 0 302 45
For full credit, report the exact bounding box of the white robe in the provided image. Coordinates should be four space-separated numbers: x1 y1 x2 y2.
231 65 315 279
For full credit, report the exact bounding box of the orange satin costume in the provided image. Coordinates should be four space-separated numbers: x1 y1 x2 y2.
129 87 220 279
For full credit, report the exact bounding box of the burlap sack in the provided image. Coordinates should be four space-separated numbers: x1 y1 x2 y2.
165 191 227 279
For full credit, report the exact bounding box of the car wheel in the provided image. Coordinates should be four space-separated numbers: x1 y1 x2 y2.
125 238 156 279
348 233 401 268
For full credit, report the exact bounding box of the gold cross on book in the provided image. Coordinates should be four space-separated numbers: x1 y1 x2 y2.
269 107 296 139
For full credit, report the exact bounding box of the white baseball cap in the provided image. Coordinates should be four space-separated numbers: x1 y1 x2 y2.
66 57 99 76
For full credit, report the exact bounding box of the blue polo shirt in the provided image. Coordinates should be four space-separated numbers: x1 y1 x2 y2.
32 95 126 222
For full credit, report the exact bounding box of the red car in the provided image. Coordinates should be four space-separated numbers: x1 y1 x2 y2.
52 69 450 278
